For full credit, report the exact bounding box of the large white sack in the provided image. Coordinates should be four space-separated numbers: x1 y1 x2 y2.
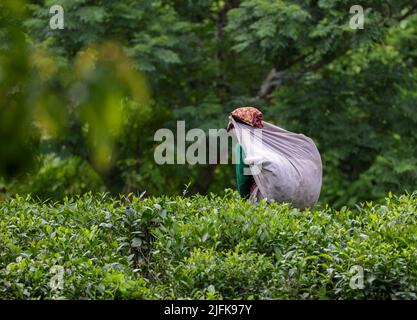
231 118 322 208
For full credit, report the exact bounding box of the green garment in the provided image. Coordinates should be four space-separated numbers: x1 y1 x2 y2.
235 143 255 198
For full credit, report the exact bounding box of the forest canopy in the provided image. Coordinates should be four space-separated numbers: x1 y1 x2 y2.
1 0 417 207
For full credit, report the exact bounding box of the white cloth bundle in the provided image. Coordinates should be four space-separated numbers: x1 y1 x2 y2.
232 118 322 208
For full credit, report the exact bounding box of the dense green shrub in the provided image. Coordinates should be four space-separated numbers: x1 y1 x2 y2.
1 191 417 299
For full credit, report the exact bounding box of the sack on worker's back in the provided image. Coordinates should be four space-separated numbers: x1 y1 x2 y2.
231 118 322 208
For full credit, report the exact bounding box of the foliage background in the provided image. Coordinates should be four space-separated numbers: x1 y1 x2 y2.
1 0 417 207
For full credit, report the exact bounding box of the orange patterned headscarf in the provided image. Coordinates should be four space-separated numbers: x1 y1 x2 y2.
226 107 264 131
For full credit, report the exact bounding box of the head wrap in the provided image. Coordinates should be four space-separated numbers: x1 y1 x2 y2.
226 106 264 132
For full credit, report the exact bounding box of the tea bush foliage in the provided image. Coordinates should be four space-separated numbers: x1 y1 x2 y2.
1 191 417 299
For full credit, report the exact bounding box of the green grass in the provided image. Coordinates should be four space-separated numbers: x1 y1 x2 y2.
1 190 417 299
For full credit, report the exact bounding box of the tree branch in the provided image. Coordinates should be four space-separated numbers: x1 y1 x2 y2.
257 2 417 101
257 45 349 100
257 52 312 99
397 2 417 21
215 0 240 60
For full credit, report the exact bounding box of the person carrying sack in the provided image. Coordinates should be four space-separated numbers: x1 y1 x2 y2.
227 106 322 208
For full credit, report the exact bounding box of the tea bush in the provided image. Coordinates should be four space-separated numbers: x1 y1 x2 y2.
1 190 417 299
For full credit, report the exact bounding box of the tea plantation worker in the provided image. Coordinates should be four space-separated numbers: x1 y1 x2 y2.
226 106 322 208
226 107 264 199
